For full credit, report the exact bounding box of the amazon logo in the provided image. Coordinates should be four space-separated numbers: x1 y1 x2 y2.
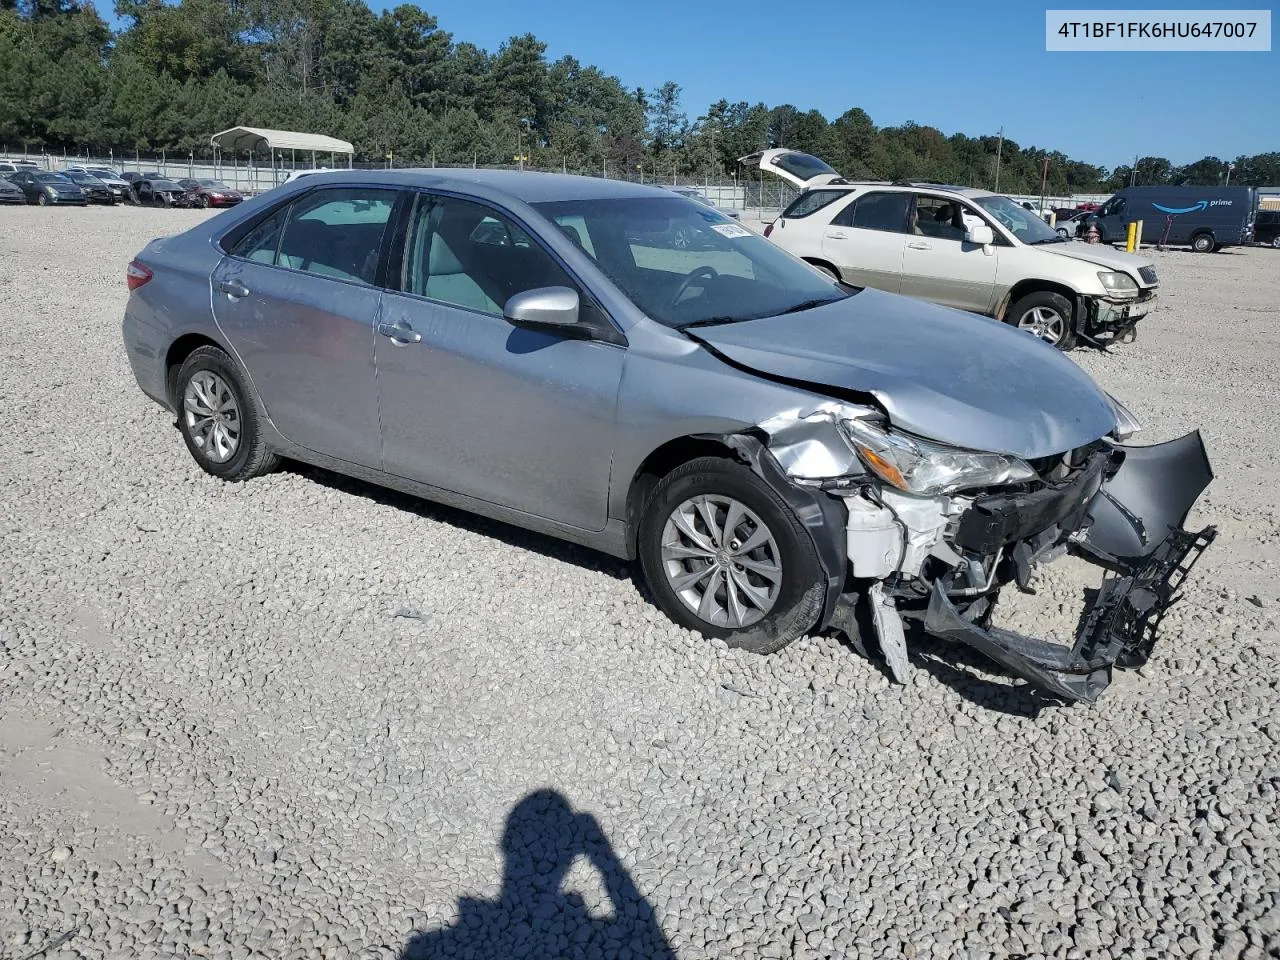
1151 199 1234 215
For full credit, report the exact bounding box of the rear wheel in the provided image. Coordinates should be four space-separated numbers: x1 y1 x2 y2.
1007 290 1077 351
1272 236 1280 249
1191 232 1215 253
174 345 279 481
638 456 825 654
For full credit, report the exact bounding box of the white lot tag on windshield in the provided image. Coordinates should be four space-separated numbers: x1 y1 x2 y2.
712 222 752 239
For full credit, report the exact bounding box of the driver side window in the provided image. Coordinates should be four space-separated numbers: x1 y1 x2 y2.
402 194 582 316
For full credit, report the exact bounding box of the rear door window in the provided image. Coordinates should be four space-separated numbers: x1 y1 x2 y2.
833 191 912 233
276 188 396 284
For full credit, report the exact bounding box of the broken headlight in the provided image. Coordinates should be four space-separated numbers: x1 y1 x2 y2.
1107 392 1142 441
1098 271 1139 298
842 418 1037 495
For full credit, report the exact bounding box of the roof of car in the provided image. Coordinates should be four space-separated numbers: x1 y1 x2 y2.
278 168 677 203
808 180 998 200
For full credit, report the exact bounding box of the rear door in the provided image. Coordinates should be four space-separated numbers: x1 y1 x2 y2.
899 194 1000 312
210 185 399 468
820 190 911 292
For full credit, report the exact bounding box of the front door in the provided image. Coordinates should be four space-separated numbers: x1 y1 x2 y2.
1096 196 1127 243
899 195 1000 312
210 186 398 467
374 192 623 530
820 190 911 292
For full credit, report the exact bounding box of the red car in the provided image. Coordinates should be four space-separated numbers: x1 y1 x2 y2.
177 179 244 208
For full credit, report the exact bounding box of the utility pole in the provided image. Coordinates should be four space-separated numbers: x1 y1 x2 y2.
993 126 1004 192
1225 162 1234 186
1130 153 1138 186
1039 154 1049 215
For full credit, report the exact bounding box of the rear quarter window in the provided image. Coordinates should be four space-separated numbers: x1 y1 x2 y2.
782 190 849 219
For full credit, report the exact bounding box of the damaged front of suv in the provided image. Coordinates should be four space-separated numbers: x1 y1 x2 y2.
690 289 1215 703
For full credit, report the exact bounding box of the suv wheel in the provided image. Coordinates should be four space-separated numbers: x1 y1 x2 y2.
175 345 279 481
638 457 825 654
1272 236 1280 249
1191 232 1215 253
1007 291 1077 351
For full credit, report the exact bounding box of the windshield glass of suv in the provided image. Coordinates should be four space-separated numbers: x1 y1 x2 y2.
974 195 1061 244
533 196 849 328
152 180 183 191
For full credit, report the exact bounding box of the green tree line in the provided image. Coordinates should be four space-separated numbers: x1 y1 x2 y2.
1 0 1276 192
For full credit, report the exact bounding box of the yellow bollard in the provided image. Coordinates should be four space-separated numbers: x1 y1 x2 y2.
1126 221 1137 253
1135 219 1143 251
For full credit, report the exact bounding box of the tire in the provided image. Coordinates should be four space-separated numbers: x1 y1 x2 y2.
174 345 279 482
809 261 840 281
638 456 825 654
1272 236 1280 249
1006 290 1077 351
199 194 210 209
37 193 48 206
1055 226 1070 239
153 194 168 208
1191 233 1215 253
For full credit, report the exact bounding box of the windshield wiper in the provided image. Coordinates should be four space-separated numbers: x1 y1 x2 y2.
679 316 745 329
778 297 843 315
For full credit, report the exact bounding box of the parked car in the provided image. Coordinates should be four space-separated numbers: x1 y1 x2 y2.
61 170 115 204
657 185 743 248
134 178 198 207
747 150 1159 350
67 165 131 202
7 170 87 205
1085 185 1258 252
1248 208 1279 248
122 169 1215 703
1053 210 1090 239
0 175 26 204
177 179 245 208
0 159 41 174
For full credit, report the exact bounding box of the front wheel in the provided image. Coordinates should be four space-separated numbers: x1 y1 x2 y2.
174 346 279 481
1272 236 1280 249
1191 233 1215 253
638 457 825 654
1007 290 1077 351
37 193 48 206
199 194 210 208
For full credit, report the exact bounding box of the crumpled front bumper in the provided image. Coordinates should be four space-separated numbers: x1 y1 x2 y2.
924 524 1215 702
916 430 1216 702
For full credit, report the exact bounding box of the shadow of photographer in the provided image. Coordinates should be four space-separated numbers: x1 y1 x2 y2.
403 789 677 960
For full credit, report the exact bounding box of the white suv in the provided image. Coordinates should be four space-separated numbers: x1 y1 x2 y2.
745 150 1159 350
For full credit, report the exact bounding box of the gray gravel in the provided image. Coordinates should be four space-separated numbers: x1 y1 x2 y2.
2 206 1278 960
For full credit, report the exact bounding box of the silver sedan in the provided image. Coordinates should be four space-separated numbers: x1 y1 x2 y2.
122 170 1215 702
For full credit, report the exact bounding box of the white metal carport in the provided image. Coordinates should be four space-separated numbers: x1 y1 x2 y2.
210 127 354 191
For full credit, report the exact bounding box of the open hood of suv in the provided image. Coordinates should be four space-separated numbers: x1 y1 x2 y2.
738 149 849 189
689 288 1118 459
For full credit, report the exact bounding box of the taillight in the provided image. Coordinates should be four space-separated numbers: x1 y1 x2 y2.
126 260 153 291
763 221 775 238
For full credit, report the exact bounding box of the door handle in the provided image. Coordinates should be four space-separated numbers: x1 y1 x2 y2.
824 230 850 239
907 241 932 250
218 279 250 298
378 321 422 345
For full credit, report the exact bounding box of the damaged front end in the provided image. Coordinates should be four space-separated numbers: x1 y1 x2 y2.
753 404 1216 703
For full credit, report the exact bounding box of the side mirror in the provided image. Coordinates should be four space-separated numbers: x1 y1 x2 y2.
504 286 580 330
965 224 994 246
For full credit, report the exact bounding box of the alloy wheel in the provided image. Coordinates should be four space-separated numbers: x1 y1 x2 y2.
1018 305 1066 345
183 370 241 463
660 494 782 628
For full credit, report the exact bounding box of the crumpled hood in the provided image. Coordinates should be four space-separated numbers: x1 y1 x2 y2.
1041 240 1154 278
690 288 1119 459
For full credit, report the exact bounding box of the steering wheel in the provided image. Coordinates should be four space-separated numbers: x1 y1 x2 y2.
670 266 719 308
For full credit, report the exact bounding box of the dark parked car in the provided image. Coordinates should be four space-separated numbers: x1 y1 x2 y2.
1252 208 1280 248
134 178 198 208
177 179 244 208
121 169 1216 703
1086 186 1259 252
0 175 26 204
7 170 87 205
62 171 115 204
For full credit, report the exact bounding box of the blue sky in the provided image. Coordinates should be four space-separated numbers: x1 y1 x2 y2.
395 0 1277 170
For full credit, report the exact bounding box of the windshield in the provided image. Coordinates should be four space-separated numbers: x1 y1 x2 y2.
151 180 184 191
200 180 229 188
35 173 69 183
973 195 1061 244
68 173 101 183
532 196 849 328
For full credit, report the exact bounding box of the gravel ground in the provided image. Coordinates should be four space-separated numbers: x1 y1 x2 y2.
2 206 1278 960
